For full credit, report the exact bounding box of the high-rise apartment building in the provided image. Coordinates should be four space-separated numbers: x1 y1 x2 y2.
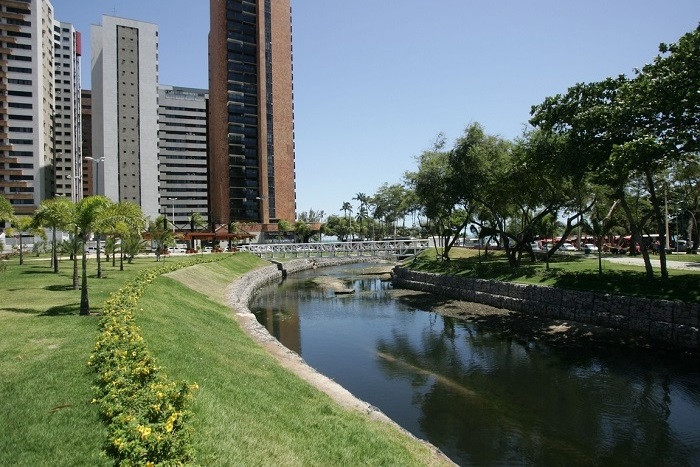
0 0 58 214
80 89 92 197
208 0 296 229
91 15 159 219
158 84 209 228
53 20 82 202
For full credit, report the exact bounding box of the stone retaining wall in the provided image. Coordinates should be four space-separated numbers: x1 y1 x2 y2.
227 257 387 310
392 267 700 350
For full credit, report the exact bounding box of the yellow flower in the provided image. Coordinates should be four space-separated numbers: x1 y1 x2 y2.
137 424 152 439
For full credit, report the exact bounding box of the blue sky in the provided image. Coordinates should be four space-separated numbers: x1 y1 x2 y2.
55 0 700 219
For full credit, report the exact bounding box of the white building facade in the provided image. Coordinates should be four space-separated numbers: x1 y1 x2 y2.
0 0 57 214
158 84 209 229
91 15 159 219
53 20 82 202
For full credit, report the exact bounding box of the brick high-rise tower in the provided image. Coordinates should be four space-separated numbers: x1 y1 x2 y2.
208 0 296 229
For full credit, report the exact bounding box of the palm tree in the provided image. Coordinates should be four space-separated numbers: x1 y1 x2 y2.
340 202 353 239
353 192 369 240
188 211 207 250
101 201 144 271
121 232 146 264
33 197 72 273
68 196 111 315
147 216 174 262
10 215 35 265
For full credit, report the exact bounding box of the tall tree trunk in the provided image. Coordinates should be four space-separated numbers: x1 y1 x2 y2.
80 250 90 315
72 233 79 290
618 195 654 280
18 235 23 265
645 170 668 279
52 228 58 273
96 236 102 278
120 246 124 271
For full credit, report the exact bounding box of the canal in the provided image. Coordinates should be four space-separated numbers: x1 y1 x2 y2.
249 263 700 466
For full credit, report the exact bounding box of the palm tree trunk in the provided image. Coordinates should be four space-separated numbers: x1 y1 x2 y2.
80 250 90 315
96 236 102 278
52 228 58 273
72 233 79 290
19 234 24 265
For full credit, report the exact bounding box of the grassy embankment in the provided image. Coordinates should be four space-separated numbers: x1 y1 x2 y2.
410 247 700 303
1 253 450 466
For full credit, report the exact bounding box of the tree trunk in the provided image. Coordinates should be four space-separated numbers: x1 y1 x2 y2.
18 235 23 265
96 236 102 278
120 248 124 271
618 195 654 280
645 171 668 279
52 228 58 273
80 250 90 315
72 233 79 290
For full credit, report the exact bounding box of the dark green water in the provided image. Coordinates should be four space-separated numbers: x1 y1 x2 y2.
250 264 700 466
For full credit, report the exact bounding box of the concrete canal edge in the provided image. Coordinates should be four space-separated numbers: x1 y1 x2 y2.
392 266 700 352
225 257 457 466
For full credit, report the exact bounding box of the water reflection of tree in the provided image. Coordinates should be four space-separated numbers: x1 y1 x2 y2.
376 316 686 466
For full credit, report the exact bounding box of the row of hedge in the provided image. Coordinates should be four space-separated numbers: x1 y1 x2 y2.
88 255 230 465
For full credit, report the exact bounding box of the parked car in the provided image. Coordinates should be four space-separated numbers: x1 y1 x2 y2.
560 242 577 252
583 243 599 254
529 242 543 252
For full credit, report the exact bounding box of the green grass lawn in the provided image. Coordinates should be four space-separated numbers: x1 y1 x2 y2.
411 247 700 303
0 254 184 466
1 253 448 466
138 255 448 466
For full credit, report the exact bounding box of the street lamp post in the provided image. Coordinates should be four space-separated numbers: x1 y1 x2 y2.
65 175 81 203
168 197 178 233
84 156 104 196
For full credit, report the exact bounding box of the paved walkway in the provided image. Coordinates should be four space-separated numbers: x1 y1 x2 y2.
604 255 700 271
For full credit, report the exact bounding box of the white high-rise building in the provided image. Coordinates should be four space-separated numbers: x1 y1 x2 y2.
53 20 82 202
158 85 209 228
0 0 58 214
91 15 159 219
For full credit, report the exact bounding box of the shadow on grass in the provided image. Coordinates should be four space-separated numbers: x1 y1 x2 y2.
547 270 700 302
44 284 75 292
2 307 43 314
40 303 81 316
20 268 56 275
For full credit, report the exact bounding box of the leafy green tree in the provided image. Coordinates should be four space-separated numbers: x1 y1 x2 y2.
278 219 293 242
33 197 73 273
325 214 352 242
373 183 409 240
0 196 13 223
530 27 700 279
405 134 469 260
295 220 312 243
672 159 699 253
297 209 325 223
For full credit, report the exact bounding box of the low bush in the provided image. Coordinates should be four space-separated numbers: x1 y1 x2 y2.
89 255 229 465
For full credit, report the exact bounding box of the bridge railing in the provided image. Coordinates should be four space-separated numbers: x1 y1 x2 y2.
238 239 431 259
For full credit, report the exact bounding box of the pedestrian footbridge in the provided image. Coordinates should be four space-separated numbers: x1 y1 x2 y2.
238 238 431 260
